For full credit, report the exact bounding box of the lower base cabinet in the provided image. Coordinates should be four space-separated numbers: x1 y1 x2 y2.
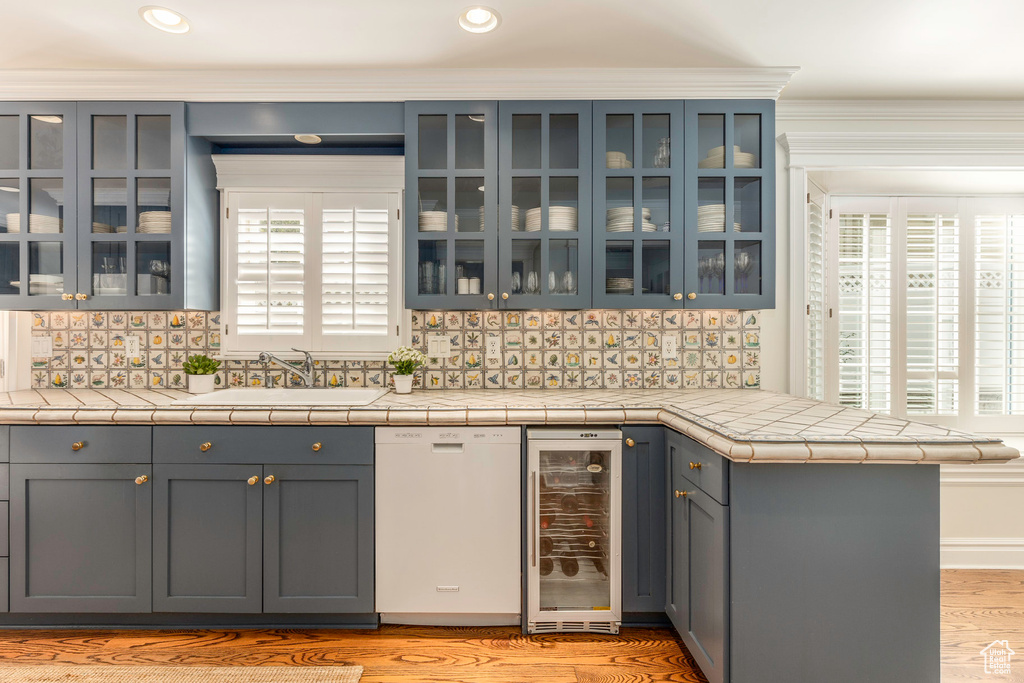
154 462 374 614
10 463 152 613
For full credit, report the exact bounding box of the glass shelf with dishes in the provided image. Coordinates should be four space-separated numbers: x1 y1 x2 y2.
684 100 774 309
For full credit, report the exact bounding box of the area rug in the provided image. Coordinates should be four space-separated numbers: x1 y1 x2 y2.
0 665 363 682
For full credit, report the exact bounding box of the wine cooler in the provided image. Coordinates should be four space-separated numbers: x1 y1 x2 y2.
527 428 622 634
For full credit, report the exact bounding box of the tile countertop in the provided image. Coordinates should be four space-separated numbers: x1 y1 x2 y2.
0 388 1017 465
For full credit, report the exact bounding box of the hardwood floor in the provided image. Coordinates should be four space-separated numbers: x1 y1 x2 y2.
0 570 1016 682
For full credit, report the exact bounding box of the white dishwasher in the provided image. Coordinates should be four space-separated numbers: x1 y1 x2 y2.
375 427 521 626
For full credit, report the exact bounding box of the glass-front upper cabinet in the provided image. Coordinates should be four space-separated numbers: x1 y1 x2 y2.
0 103 78 308
683 100 774 309
592 101 684 308
405 102 498 309
75 102 184 309
499 102 591 309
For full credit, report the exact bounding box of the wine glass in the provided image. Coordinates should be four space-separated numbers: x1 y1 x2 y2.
548 270 558 294
735 252 753 293
526 271 539 295
712 254 726 294
511 271 522 294
562 271 576 295
697 257 710 293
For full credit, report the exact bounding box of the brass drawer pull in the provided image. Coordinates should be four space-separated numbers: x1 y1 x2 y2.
71 441 85 451
200 442 212 452
264 475 275 485
135 475 148 485
312 442 322 452
689 462 702 470
674 490 689 498
247 476 259 486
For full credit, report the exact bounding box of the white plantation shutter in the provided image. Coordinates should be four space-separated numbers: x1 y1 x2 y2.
223 190 401 356
322 195 391 337
904 206 959 415
835 203 893 413
806 190 826 400
975 210 1024 416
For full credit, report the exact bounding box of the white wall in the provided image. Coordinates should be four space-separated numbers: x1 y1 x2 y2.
772 101 1024 568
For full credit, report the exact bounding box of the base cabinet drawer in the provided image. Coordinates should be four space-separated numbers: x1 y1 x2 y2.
154 427 373 465
9 464 152 613
10 427 151 464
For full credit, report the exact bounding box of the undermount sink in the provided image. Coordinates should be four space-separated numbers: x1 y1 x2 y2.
175 387 388 406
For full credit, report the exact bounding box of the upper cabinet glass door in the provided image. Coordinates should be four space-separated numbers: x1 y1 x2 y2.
76 102 184 309
405 102 498 309
0 103 78 308
499 102 591 309
592 101 684 308
684 100 774 309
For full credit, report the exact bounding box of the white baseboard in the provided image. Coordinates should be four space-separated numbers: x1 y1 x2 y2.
941 537 1024 570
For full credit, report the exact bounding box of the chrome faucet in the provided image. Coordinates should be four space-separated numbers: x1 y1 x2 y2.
258 348 316 387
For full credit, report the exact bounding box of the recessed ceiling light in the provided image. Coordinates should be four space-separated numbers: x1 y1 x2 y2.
0 186 19 193
459 6 501 33
30 115 62 124
294 134 323 145
139 6 190 34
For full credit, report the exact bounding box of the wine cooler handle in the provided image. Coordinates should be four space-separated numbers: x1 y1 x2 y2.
531 470 537 568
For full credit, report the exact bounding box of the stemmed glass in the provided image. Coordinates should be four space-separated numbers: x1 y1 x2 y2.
735 252 753 293
711 254 725 294
697 257 711 293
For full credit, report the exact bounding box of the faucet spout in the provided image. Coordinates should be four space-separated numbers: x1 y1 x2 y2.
258 349 316 387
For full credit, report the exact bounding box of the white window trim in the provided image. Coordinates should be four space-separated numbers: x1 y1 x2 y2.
212 155 408 361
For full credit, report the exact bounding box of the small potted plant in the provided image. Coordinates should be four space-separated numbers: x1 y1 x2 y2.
387 346 425 394
182 354 221 394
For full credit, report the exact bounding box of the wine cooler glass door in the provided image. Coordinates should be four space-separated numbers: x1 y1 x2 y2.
529 438 621 630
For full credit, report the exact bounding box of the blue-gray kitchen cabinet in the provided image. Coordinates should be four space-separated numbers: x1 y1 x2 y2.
683 100 774 309
592 100 686 309
0 102 79 310
405 101 499 310
621 426 667 618
498 101 592 309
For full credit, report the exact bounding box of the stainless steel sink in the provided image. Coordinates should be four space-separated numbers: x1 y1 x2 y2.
174 387 388 406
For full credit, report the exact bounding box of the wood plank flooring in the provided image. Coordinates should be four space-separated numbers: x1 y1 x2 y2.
0 570 1016 682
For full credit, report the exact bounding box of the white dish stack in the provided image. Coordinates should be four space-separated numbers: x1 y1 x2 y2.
698 145 757 169
419 210 457 232
499 205 522 231
523 205 577 232
6 213 64 234
607 207 657 232
606 151 632 169
606 277 634 293
28 274 63 295
697 204 741 232
138 211 172 234
91 222 127 234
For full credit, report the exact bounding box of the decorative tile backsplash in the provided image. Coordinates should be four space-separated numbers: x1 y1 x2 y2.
28 309 761 390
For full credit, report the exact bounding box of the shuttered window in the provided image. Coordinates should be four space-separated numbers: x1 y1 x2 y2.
806 191 826 401
811 196 1024 430
223 191 402 357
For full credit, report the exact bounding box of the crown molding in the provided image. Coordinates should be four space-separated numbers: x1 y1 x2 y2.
0 67 799 102
779 132 1024 168
777 99 1024 122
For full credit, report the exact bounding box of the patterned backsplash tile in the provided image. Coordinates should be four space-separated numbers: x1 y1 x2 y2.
28 309 761 390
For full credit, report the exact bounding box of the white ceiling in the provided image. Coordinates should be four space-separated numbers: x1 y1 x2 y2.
3 0 1024 99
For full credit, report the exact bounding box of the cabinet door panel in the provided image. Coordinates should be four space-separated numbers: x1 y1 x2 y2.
263 464 373 613
10 463 151 612
621 426 665 613
153 464 262 613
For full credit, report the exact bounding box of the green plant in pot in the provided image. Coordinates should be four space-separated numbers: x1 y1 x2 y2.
183 354 221 394
387 346 425 394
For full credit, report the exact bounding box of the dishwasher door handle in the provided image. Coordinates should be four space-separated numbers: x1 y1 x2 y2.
431 443 465 454
531 470 537 567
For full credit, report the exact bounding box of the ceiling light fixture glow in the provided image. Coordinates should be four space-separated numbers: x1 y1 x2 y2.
31 115 63 124
0 186 19 193
139 6 190 34
294 134 323 144
458 6 501 33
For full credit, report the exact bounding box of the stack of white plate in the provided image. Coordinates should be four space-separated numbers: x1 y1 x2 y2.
606 151 633 169
698 145 757 169
139 211 172 234
606 277 634 293
522 205 578 231
419 210 457 232
4 213 18 233
93 222 113 234
487 205 521 231
28 273 63 295
607 207 653 233
697 204 742 232
24 214 63 233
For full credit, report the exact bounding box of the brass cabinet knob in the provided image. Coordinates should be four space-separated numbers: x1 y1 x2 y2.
487 293 495 301
71 441 85 451
501 292 509 300
61 293 73 301
247 476 259 486
625 438 636 447
75 293 88 300
687 292 696 300
200 442 212 452
689 462 702 470
135 475 148 485
675 490 689 498
673 293 683 301
312 442 322 452
264 475 275 485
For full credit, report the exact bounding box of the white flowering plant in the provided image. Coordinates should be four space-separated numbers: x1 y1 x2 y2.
388 346 426 375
